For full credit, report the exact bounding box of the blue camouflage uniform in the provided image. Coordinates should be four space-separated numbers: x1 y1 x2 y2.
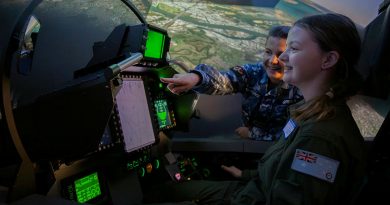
191 63 303 141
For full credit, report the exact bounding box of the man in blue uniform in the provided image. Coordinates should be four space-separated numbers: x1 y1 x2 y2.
162 26 302 141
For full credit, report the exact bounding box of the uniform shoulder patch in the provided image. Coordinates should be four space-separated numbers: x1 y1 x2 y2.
291 149 339 183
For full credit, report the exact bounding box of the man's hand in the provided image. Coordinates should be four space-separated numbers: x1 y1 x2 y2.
235 126 250 139
160 73 200 95
221 165 242 178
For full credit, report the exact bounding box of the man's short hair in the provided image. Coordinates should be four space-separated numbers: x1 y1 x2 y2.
268 25 290 39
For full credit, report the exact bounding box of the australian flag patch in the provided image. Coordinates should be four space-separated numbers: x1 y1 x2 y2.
291 149 339 183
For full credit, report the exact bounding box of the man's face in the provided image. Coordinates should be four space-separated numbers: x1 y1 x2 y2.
262 36 287 84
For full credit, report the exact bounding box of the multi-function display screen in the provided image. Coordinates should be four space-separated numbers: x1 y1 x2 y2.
154 99 172 128
61 171 106 204
144 29 165 60
74 172 102 203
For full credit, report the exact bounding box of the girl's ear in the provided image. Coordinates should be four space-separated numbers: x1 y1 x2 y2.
321 51 339 70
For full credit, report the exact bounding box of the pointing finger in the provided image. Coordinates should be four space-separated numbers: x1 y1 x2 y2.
160 77 178 83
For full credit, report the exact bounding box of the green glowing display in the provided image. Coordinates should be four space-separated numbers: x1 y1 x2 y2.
154 99 172 128
144 30 165 59
74 172 101 203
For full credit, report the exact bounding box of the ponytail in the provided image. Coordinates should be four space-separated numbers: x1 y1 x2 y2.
291 93 335 122
292 69 362 122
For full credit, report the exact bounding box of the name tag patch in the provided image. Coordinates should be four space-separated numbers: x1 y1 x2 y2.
291 149 339 183
283 119 296 139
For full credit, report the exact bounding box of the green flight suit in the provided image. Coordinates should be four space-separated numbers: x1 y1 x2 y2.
144 100 367 205
232 100 367 205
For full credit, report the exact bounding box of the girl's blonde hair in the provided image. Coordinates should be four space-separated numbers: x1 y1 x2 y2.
291 13 362 122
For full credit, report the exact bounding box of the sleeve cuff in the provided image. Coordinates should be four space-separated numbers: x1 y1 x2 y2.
189 70 205 89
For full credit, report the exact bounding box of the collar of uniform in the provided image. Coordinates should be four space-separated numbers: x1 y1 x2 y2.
288 99 305 116
288 98 347 126
289 97 345 113
280 81 289 90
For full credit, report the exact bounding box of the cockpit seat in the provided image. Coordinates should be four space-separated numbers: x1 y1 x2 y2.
352 2 390 204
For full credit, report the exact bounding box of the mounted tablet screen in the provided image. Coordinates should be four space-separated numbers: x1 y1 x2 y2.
115 78 156 153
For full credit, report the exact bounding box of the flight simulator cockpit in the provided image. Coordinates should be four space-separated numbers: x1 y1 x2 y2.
0 0 196 204
1 0 390 204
